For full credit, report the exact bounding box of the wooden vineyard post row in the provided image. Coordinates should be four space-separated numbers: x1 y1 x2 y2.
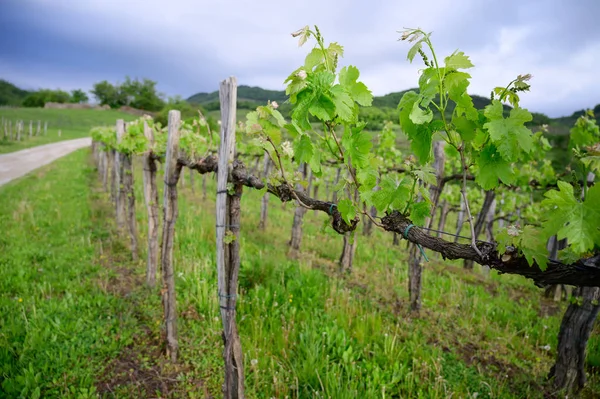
215 76 245 399
114 120 127 231
160 110 183 362
142 120 160 287
122 122 139 262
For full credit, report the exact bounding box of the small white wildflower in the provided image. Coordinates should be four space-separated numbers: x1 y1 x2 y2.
273 302 278 307
281 141 293 158
542 345 551 351
177 272 183 278
472 393 479 398
250 359 258 367
271 101 279 109
525 335 529 339
199 118 207 127
217 120 222 125
297 70 307 80
544 325 548 330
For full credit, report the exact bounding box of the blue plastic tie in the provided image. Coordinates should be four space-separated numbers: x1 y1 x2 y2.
329 203 337 215
403 224 429 262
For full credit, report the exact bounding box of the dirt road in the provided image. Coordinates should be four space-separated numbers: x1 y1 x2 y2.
0 138 91 187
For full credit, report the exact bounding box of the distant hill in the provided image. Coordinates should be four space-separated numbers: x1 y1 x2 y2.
187 85 512 114
0 80 31 106
188 85 288 105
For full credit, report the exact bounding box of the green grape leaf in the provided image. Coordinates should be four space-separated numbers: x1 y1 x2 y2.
407 39 425 62
284 121 303 139
291 89 315 131
371 176 401 212
309 94 336 121
309 149 322 177
418 68 439 106
541 182 600 254
337 199 356 225
293 134 314 164
330 85 355 122
495 228 512 255
305 48 323 71
342 123 372 168
410 100 433 124
339 65 373 106
412 165 437 186
411 125 433 164
452 114 477 142
475 144 515 190
484 100 534 161
357 168 378 191
519 225 549 271
391 182 411 211
398 91 419 135
410 201 431 226
444 51 474 70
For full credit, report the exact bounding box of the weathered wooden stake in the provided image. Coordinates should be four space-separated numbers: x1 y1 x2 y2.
114 120 127 231
122 123 139 261
215 76 245 399
160 110 183 362
142 120 160 287
288 163 309 257
36 120 41 136
29 120 32 137
44 121 47 136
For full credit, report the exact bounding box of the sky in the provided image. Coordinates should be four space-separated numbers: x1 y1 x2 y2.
0 0 598 118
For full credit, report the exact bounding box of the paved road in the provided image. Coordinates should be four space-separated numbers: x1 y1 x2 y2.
0 138 92 187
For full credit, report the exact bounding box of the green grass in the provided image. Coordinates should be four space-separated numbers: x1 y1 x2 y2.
0 150 155 398
1 151 600 397
0 108 137 154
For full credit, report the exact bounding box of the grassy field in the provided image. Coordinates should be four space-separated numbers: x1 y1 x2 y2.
1 149 599 398
0 108 136 154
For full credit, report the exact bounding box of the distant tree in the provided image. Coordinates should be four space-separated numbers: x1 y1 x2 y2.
22 89 71 107
91 80 126 108
92 77 164 111
121 77 165 112
70 89 89 104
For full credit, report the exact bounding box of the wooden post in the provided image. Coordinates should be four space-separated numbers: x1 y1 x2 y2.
44 121 47 136
408 140 446 312
161 110 183 361
215 76 245 399
58 130 62 137
288 163 309 257
258 153 270 230
202 175 207 200
142 120 160 287
17 121 21 141
122 123 139 261
36 120 41 136
9 121 12 140
29 120 32 138
115 120 127 231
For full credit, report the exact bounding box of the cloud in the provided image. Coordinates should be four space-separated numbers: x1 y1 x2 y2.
1 0 599 116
